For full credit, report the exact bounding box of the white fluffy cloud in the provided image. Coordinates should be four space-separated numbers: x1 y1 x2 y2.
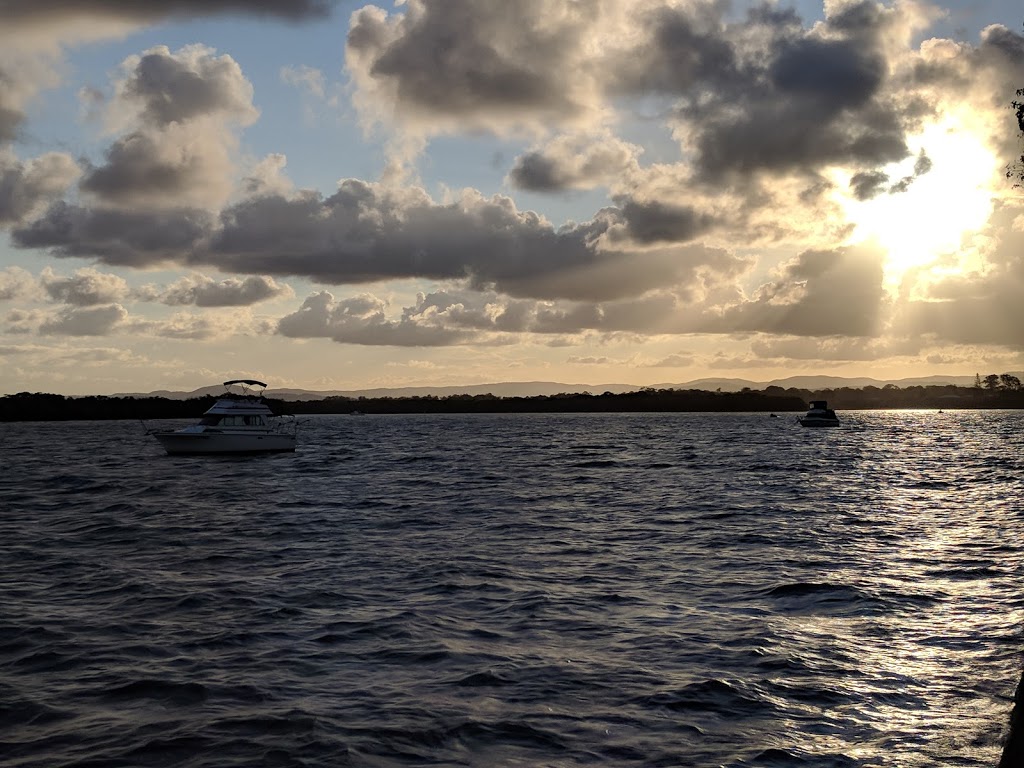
0 267 37 301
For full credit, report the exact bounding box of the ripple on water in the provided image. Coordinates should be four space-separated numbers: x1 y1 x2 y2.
0 411 1020 767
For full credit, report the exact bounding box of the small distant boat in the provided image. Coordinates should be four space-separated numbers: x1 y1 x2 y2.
149 380 298 454
799 400 840 428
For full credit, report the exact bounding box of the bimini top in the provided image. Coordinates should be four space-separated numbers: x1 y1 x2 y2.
205 379 274 416
223 379 267 389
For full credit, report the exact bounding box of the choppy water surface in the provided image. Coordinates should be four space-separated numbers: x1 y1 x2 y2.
1 410 1022 767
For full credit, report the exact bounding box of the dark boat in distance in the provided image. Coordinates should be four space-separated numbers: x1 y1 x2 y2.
799 400 840 428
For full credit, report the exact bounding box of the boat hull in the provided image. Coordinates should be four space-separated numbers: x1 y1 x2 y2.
153 431 296 454
799 418 840 428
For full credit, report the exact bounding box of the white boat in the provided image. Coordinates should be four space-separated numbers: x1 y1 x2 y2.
799 400 840 428
150 379 297 454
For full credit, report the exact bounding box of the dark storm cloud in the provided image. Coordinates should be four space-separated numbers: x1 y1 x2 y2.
610 4 742 95
704 245 888 337
771 38 883 110
205 182 737 302
0 1 336 25
345 0 916 181
507 153 564 192
206 183 608 296
80 132 204 205
616 200 715 245
12 201 213 265
13 174 746 306
686 20 904 179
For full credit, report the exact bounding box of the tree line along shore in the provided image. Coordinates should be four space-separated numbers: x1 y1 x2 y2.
3 383 1024 422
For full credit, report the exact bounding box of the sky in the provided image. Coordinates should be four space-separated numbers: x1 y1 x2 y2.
1 0 1024 396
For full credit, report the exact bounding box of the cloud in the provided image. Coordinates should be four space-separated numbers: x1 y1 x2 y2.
277 290 476 346
150 273 293 306
13 202 214 265
644 353 696 368
0 51 65 146
346 0 608 138
121 181 737 302
281 64 327 100
0 0 335 180
0 149 81 225
684 27 905 180
701 244 890 337
6 0 1024 370
0 267 36 301
109 44 258 129
273 282 731 346
0 1 335 27
77 45 257 210
40 267 130 305
508 133 642 192
886 202 1024 349
128 311 251 340
239 153 293 198
38 303 129 336
850 170 890 201
899 274 1024 349
749 335 925 362
341 0 944 184
611 199 717 245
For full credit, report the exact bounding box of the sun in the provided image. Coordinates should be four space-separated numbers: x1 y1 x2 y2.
837 116 998 285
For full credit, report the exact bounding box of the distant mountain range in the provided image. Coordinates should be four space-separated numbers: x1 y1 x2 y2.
113 373 996 401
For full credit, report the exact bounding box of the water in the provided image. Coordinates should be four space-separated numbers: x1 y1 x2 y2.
0 410 1021 767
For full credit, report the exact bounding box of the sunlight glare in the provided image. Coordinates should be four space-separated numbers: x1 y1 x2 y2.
839 119 996 285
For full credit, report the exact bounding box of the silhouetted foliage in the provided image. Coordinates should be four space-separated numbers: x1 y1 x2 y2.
4 383 1024 422
1009 84 1024 183
1000 373 1022 390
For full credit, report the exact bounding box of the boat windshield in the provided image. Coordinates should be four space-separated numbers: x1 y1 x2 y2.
199 414 266 427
